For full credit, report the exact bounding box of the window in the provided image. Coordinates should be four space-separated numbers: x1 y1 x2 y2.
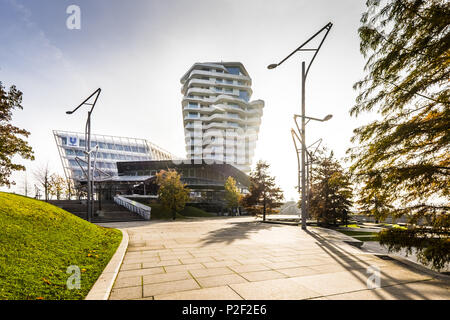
64 148 75 156
188 102 199 108
131 146 138 152
215 87 222 92
225 79 233 84
76 150 84 157
239 90 249 102
61 137 67 145
216 78 223 83
124 145 131 152
225 88 233 93
226 67 241 75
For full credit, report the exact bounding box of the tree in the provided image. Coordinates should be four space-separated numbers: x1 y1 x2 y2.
224 176 242 215
309 151 353 226
20 172 31 197
64 177 74 200
156 169 190 220
0 82 34 187
349 0 449 269
242 161 284 221
49 173 66 200
33 163 52 201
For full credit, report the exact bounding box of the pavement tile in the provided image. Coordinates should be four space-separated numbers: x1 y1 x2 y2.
263 261 301 269
276 266 319 277
120 263 141 271
143 271 193 285
230 278 321 300
122 257 160 265
380 266 433 286
154 286 243 300
190 267 234 278
109 286 142 300
160 254 193 261
116 267 165 279
380 280 450 300
142 259 181 269
113 276 142 289
143 279 200 297
326 289 395 300
203 260 241 268
240 270 287 282
180 257 216 264
196 274 248 288
237 258 272 265
164 263 205 273
230 264 271 273
308 264 352 274
290 271 370 296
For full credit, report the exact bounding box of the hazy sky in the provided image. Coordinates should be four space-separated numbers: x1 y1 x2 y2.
0 0 374 200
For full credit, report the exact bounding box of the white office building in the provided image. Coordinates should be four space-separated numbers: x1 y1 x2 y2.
180 62 264 173
53 130 174 183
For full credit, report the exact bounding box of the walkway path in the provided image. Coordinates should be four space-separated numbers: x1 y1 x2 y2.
100 217 449 300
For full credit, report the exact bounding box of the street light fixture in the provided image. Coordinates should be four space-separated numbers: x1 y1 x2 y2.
268 22 333 230
294 114 333 122
66 88 101 222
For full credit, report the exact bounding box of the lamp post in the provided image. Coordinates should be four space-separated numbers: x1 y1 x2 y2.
268 22 332 230
66 88 101 222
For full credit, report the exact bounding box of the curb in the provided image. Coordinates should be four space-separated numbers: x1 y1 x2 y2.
85 229 129 300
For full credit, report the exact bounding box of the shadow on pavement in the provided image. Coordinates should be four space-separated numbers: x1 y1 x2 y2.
199 221 282 246
306 229 433 299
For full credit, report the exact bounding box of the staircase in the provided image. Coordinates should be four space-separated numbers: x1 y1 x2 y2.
48 200 145 223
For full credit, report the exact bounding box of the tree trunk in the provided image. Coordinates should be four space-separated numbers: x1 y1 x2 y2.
263 197 266 222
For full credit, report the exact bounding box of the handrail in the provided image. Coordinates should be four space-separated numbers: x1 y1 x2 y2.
113 195 151 220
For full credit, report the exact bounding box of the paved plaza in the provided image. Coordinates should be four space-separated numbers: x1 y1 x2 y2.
101 217 450 300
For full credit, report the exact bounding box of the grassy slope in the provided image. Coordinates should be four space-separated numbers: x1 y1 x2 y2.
148 203 214 220
0 192 122 300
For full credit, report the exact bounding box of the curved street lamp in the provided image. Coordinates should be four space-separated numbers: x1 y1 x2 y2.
66 88 101 222
268 22 333 230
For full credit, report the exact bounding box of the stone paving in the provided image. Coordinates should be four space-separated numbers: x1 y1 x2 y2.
102 217 450 300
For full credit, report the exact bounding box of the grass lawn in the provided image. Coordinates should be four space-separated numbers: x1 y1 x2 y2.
338 230 380 242
339 224 360 228
0 192 122 300
180 206 215 217
148 203 215 220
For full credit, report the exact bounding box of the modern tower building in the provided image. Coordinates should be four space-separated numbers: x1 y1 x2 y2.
53 130 174 183
180 62 264 173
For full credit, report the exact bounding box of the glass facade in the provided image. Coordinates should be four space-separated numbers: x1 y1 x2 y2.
53 130 174 183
